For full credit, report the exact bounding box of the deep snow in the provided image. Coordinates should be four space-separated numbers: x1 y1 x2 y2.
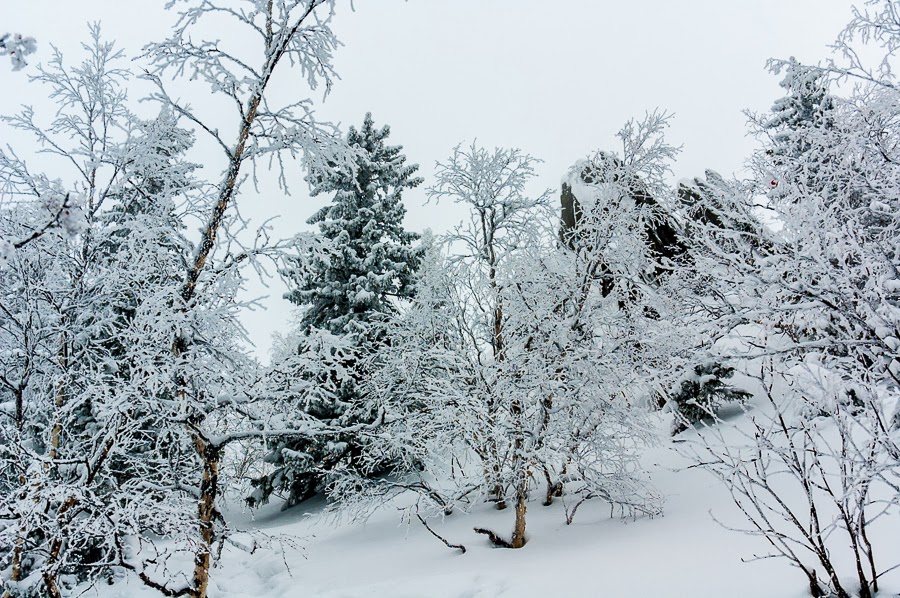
92 404 900 598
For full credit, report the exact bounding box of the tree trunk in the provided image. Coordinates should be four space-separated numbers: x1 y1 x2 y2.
542 465 562 506
493 484 507 510
489 256 506 511
491 450 506 510
4 529 24 598
170 99 256 595
34 340 70 596
49 340 68 457
4 462 28 597
806 570 825 597
190 436 221 598
509 390 526 548
510 486 527 549
41 497 77 598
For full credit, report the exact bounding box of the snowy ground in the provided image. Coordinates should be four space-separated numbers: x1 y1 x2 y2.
92 405 900 598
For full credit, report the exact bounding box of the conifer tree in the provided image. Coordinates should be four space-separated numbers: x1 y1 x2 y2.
286 112 422 336
765 58 835 158
253 113 422 507
762 57 839 199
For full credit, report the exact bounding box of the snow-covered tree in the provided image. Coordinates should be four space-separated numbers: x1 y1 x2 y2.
123 1 356 595
0 30 207 597
757 58 852 210
666 362 751 434
427 143 554 521
335 131 685 549
327 145 558 543
286 112 422 335
677 170 763 251
686 7 900 593
0 1 360 595
560 112 687 306
0 31 144 596
764 57 836 160
560 114 748 440
665 171 761 433
250 113 423 508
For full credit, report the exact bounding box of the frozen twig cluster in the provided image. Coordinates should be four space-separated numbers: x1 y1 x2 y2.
0 33 36 71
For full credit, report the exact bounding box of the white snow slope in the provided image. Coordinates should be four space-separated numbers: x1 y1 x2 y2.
92 399 900 598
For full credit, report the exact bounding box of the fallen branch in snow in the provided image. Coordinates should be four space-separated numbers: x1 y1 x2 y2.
473 527 513 548
416 514 466 554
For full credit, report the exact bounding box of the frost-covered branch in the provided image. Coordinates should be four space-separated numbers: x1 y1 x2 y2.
0 32 36 71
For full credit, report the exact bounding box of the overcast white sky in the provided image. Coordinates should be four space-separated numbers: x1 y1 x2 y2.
1 0 855 357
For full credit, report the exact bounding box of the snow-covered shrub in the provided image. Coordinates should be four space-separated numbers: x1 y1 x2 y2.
668 362 751 434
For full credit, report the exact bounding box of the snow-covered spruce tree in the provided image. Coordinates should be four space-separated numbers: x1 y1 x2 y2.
687 9 900 594
251 113 422 508
323 230 470 520
666 362 750 434
764 57 836 165
288 113 422 335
